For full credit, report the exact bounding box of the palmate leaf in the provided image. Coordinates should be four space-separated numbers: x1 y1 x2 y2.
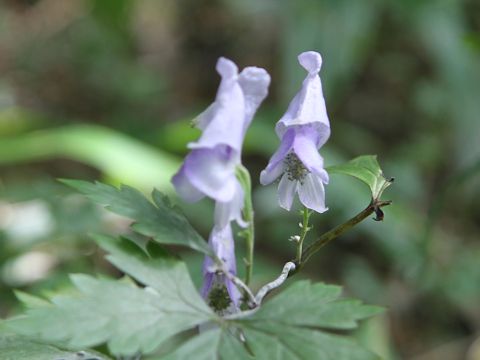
327 155 393 200
7 236 381 359
164 281 382 360
59 179 212 256
0 328 110 360
8 237 215 357
249 281 383 329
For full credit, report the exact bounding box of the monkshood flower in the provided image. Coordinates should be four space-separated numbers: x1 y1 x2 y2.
260 51 330 213
171 57 270 310
201 224 241 312
172 57 270 228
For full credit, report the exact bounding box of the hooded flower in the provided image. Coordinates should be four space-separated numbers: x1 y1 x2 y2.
260 51 330 213
171 57 270 309
172 57 270 228
201 224 241 311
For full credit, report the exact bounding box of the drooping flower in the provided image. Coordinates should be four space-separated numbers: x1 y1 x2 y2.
260 51 330 213
201 224 241 312
171 57 270 309
172 57 270 228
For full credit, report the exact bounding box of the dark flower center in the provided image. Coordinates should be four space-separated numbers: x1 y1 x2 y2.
208 285 232 312
284 152 309 183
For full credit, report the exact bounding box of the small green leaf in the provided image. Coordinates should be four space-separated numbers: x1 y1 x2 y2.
0 329 109 360
14 291 50 308
60 179 212 256
327 155 393 200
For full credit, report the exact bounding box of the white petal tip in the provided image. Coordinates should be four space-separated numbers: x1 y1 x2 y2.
298 51 322 74
313 206 328 214
240 67 271 86
279 202 292 211
216 57 238 78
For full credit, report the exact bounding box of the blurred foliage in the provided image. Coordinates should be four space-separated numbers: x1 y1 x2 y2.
0 0 479 359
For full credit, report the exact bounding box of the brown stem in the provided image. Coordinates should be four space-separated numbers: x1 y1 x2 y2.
292 199 392 274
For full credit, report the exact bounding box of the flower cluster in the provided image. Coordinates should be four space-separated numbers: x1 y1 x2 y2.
172 51 330 310
172 57 270 311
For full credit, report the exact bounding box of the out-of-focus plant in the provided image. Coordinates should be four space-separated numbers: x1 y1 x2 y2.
1 52 393 359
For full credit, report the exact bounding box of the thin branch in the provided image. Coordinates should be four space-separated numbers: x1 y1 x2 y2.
295 207 312 263
294 199 392 273
254 262 296 305
224 261 296 320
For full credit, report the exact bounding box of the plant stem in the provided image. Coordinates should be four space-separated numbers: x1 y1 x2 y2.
295 207 311 263
294 199 392 273
236 166 255 286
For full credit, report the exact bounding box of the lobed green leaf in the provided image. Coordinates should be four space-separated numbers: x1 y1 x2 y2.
249 280 383 330
0 327 110 360
160 281 382 359
60 179 212 256
8 237 215 356
327 155 393 200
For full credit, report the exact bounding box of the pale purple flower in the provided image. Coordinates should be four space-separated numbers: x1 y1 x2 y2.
201 224 241 309
171 57 270 309
260 51 330 213
172 57 270 228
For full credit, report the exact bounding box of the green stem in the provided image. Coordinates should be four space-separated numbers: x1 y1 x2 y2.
236 166 255 286
294 199 392 273
295 207 311 263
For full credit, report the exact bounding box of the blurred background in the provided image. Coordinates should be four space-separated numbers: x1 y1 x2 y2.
0 0 479 359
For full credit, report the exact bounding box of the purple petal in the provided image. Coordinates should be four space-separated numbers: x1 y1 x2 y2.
184 147 237 202
275 51 330 142
225 279 242 308
298 173 328 213
238 67 271 133
201 272 214 299
277 173 297 211
189 58 245 154
298 51 322 75
216 57 238 78
194 103 218 131
201 224 241 306
214 181 247 229
259 128 295 185
171 165 206 203
292 126 329 182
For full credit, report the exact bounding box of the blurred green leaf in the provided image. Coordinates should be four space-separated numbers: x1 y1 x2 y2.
60 180 212 256
0 124 180 192
160 329 249 360
327 155 393 200
0 327 110 360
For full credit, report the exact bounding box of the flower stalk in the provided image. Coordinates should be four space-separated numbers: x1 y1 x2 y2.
236 165 255 286
295 207 312 263
294 199 392 272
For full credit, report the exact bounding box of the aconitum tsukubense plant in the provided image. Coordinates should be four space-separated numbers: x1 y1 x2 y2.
3 51 393 360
